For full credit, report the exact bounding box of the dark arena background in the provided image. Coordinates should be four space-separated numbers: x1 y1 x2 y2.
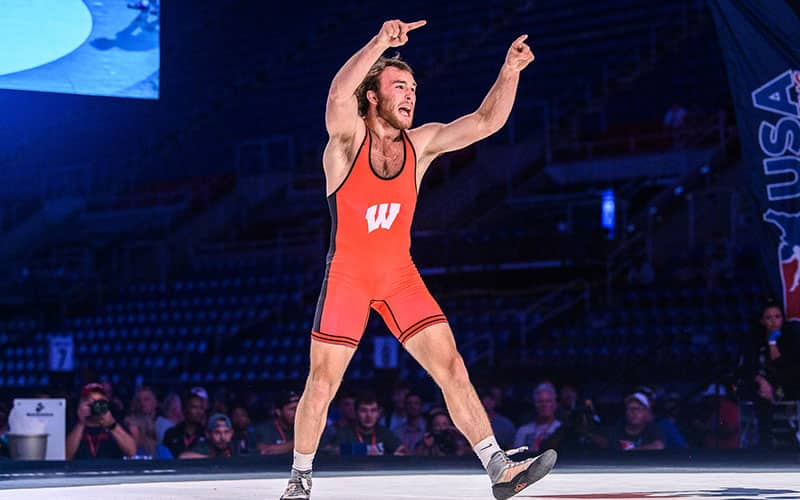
1 1 799 499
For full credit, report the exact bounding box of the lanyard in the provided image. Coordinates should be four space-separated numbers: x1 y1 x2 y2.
355 428 377 446
183 432 198 449
531 421 556 450
85 432 109 458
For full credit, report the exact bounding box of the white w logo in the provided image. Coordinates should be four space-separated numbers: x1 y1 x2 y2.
365 203 401 233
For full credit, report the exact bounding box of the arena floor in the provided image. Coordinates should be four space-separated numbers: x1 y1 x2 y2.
2 459 799 500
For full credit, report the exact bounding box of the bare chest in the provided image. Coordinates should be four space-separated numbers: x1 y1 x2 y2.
369 141 405 179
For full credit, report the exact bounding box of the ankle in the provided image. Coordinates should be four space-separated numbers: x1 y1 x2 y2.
473 436 502 469
292 450 315 472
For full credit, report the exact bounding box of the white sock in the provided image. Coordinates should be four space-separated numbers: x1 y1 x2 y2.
473 436 502 469
292 450 315 472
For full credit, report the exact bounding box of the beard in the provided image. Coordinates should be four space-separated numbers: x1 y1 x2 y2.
376 96 412 130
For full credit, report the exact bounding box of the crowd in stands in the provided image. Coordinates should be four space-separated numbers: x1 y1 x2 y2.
0 298 797 460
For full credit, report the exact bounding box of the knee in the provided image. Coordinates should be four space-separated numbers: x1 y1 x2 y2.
436 353 470 387
304 370 340 404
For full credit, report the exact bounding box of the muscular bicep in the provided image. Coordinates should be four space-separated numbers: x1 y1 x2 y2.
415 113 493 158
325 93 361 140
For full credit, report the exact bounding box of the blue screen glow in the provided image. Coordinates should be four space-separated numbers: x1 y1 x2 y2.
0 0 159 99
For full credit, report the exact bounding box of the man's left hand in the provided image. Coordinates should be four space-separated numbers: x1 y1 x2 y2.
99 411 116 429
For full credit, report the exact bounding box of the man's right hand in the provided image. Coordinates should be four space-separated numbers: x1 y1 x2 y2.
376 19 426 48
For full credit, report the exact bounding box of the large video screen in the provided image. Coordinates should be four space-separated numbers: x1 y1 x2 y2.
0 0 160 99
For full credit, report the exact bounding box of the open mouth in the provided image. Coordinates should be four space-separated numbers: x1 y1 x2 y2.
399 106 412 118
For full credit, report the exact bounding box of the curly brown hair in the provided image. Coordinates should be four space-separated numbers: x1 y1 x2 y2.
355 54 414 117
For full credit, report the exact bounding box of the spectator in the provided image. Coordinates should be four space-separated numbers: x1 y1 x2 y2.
0 401 9 458
180 413 237 458
693 383 740 449
130 386 158 422
155 392 184 444
99 378 126 421
480 389 516 449
606 393 665 451
337 394 407 456
381 381 410 430
488 384 511 417
190 386 210 411
319 390 356 455
391 391 426 453
657 392 689 449
738 301 800 447
162 394 207 458
514 383 563 453
230 404 258 455
256 390 299 455
556 383 579 422
331 390 358 432
210 387 230 415
559 403 607 451
66 383 136 460
414 409 468 457
124 413 173 459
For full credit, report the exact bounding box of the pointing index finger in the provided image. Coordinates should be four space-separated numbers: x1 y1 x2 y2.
513 34 529 46
405 20 427 31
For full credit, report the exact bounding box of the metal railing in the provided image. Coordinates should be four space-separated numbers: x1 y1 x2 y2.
517 278 591 360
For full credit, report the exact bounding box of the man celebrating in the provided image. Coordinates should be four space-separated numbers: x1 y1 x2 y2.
281 19 556 500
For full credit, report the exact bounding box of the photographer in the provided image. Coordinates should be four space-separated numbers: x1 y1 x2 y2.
414 409 469 457
559 402 607 451
66 383 136 460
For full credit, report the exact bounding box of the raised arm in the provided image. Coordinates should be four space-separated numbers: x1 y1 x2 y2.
412 35 535 164
326 19 426 139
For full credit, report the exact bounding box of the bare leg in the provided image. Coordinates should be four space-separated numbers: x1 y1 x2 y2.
294 340 356 454
402 323 492 446
404 322 557 498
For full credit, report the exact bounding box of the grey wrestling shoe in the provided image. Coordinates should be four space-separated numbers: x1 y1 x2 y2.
279 468 312 500
487 447 557 500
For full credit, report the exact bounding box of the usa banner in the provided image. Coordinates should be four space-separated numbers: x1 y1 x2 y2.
709 0 800 320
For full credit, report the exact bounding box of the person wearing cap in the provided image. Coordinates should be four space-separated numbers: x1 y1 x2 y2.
179 413 238 458
605 393 665 451
162 393 208 458
256 391 301 455
66 383 136 460
190 386 210 410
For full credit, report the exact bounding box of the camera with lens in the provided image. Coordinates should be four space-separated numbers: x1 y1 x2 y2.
89 399 110 417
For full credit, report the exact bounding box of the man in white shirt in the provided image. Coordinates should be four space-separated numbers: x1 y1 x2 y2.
514 383 562 453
